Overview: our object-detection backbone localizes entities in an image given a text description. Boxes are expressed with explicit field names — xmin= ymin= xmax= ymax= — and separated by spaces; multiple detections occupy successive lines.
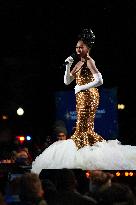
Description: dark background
xmin=0 ymin=1 xmax=135 ymax=145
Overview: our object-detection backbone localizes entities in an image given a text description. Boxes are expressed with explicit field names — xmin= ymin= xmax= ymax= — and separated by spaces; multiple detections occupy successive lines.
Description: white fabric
xmin=64 ymin=56 xmax=74 ymax=64
xmin=64 ymin=56 xmax=75 ymax=85
xmin=31 ymin=139 xmax=136 ymax=175
xmin=74 ymin=72 xmax=103 ymax=94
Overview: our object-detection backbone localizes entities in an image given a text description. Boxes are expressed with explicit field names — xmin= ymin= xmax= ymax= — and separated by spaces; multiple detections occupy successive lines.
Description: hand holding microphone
xmin=63 ymin=53 xmax=77 ymax=67
xmin=64 ymin=53 xmax=77 ymax=85
xmin=65 ymin=55 xmax=74 ymax=65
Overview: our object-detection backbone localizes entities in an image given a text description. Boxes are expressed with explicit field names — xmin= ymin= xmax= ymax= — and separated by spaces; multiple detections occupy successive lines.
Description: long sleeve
xmin=64 ymin=64 xmax=75 ymax=85
xmin=74 ymin=72 xmax=103 ymax=94
xmin=81 ymin=72 xmax=103 ymax=90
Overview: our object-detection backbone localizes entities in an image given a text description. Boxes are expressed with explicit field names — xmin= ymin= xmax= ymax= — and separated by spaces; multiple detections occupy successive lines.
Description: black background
xmin=0 ymin=1 xmax=135 ymax=144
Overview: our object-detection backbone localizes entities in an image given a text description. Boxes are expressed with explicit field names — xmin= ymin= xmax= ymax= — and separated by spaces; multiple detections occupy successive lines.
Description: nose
xmin=76 ymin=48 xmax=81 ymax=52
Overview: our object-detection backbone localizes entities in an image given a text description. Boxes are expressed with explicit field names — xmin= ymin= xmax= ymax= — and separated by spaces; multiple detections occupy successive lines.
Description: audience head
xmin=57 ymin=131 xmax=67 ymax=141
xmin=55 ymin=169 xmax=77 ymax=191
xmin=19 ymin=172 xmax=44 ymax=202
xmin=99 ymin=182 xmax=136 ymax=205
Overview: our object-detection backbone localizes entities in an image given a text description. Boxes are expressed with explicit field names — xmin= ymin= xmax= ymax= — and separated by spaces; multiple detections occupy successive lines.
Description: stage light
xmin=86 ymin=171 xmax=90 ymax=178
xmin=26 ymin=135 xmax=32 ymax=141
xmin=129 ymin=172 xmax=134 ymax=176
xmin=2 ymin=115 xmax=8 ymax=120
xmin=16 ymin=136 xmax=25 ymax=143
xmin=116 ymin=171 xmax=121 ymax=176
xmin=125 ymin=172 xmax=129 ymax=176
xmin=118 ymin=104 xmax=125 ymax=110
xmin=17 ymin=107 xmax=24 ymax=116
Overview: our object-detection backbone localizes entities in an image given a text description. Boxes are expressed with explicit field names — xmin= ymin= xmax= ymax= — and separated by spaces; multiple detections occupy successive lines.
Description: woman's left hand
xmin=74 ymin=84 xmax=82 ymax=94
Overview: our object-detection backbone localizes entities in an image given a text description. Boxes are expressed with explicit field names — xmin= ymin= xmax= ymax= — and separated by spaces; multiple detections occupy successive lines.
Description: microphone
xmin=62 ymin=53 xmax=78 ymax=67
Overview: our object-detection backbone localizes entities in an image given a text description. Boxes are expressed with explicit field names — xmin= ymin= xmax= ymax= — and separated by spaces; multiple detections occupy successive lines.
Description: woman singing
xmin=64 ymin=28 xmax=104 ymax=149
xmin=31 ymin=28 xmax=136 ymax=173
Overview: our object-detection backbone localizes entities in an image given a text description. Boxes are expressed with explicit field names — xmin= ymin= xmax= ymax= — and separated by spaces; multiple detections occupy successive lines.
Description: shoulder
xmin=87 ymin=57 xmax=99 ymax=73
xmin=91 ymin=58 xmax=95 ymax=64
xmin=87 ymin=56 xmax=95 ymax=64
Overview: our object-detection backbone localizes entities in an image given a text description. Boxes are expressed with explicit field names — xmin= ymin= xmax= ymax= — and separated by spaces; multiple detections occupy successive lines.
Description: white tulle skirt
xmin=31 ymin=139 xmax=136 ymax=174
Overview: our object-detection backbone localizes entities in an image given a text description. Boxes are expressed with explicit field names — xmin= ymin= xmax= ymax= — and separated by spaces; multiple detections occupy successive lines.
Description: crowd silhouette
xmin=0 ymin=168 xmax=136 ymax=205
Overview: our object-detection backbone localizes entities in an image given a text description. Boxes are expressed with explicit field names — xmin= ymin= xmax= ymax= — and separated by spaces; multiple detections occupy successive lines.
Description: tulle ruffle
xmin=31 ymin=139 xmax=136 ymax=174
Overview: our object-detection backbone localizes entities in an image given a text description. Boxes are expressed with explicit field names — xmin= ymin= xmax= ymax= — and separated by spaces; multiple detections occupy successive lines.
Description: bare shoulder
xmin=90 ymin=57 xmax=95 ymax=64
xmin=87 ymin=57 xmax=99 ymax=73
xmin=87 ymin=56 xmax=95 ymax=64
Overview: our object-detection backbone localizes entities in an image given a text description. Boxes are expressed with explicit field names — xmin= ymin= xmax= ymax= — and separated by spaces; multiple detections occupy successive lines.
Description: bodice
xmin=75 ymin=64 xmax=94 ymax=86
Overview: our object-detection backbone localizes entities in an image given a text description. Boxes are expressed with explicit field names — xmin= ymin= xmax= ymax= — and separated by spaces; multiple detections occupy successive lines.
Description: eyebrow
xmin=76 ymin=46 xmax=83 ymax=48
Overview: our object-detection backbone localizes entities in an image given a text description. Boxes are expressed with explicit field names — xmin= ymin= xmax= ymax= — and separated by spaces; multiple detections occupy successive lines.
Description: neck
xmin=81 ymin=56 xmax=87 ymax=62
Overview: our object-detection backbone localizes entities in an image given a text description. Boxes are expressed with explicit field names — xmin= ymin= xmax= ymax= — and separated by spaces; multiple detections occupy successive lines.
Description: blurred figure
xmin=98 ymin=182 xmax=136 ymax=205
xmin=52 ymin=120 xmax=68 ymax=141
xmin=85 ymin=170 xmax=114 ymax=201
xmin=41 ymin=178 xmax=58 ymax=205
xmin=4 ymin=176 xmax=21 ymax=205
xmin=42 ymin=136 xmax=53 ymax=149
xmin=19 ymin=172 xmax=47 ymax=205
xmin=57 ymin=132 xmax=67 ymax=141
xmin=14 ymin=147 xmax=32 ymax=166
xmin=53 ymin=169 xmax=97 ymax=205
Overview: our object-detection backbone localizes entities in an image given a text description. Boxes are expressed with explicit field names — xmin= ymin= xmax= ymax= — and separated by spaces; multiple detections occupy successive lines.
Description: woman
xmin=64 ymin=28 xmax=104 ymax=149
xmin=31 ymin=28 xmax=136 ymax=173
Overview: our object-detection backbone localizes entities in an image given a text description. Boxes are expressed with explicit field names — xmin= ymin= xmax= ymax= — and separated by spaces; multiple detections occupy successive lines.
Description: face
xmin=57 ymin=132 xmax=67 ymax=140
xmin=76 ymin=40 xmax=89 ymax=57
xmin=17 ymin=150 xmax=28 ymax=158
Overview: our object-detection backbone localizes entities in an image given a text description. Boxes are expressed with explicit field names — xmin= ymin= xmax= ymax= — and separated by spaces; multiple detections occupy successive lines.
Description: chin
xmin=77 ymin=53 xmax=82 ymax=57
xmin=80 ymin=54 xmax=86 ymax=58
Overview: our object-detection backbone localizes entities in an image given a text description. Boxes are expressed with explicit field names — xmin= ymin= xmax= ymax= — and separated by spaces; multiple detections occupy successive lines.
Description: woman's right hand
xmin=65 ymin=56 xmax=74 ymax=65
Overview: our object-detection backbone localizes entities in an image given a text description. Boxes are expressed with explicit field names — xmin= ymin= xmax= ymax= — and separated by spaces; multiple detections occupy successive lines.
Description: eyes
xmin=76 ymin=46 xmax=84 ymax=49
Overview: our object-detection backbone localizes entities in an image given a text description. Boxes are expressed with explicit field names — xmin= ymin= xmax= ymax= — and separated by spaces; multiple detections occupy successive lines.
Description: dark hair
xmin=77 ymin=28 xmax=95 ymax=48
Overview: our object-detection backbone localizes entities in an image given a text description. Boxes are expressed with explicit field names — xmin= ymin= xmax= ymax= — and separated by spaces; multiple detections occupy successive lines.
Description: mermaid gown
xmin=31 ymin=65 xmax=136 ymax=174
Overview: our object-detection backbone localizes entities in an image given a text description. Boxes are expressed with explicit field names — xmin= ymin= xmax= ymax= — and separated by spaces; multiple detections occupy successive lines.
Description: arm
xmin=64 ymin=56 xmax=75 ymax=85
xmin=74 ymin=72 xmax=103 ymax=94
xmin=74 ymin=57 xmax=103 ymax=94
